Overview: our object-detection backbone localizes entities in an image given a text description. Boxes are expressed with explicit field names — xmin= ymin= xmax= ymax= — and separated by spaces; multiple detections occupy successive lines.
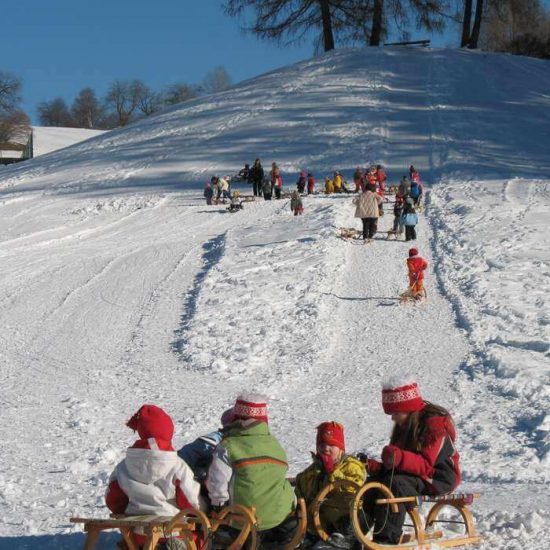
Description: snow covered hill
xmin=0 ymin=48 xmax=549 ymax=549
xmin=31 ymin=126 xmax=107 ymax=157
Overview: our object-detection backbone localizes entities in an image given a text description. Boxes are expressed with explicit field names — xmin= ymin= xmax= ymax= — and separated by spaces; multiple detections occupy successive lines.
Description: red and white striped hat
xmin=233 ymin=392 xmax=268 ymax=423
xmin=382 ymin=377 xmax=425 ymax=414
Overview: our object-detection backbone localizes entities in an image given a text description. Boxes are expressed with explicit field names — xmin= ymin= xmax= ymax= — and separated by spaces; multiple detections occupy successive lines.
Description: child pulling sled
xmin=400 ymin=248 xmax=428 ymax=303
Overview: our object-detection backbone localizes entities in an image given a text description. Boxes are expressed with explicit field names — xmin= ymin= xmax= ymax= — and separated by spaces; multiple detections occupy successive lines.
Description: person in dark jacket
xmin=249 ymin=158 xmax=264 ymax=197
xmin=204 ymin=182 xmax=214 ymax=206
xmin=178 ymin=408 xmax=235 ymax=483
xmin=296 ymin=171 xmax=307 ymax=194
xmin=361 ymin=378 xmax=461 ymax=545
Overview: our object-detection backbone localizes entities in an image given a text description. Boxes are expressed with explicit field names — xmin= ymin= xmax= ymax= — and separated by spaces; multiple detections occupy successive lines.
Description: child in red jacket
xmin=406 ymin=247 xmax=428 ymax=297
xmin=362 ymin=378 xmax=461 ymax=545
xmin=106 ymin=405 xmax=203 ymax=547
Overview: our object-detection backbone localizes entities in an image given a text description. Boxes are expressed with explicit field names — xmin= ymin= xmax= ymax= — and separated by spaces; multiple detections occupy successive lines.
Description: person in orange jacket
xmin=406 ymin=248 xmax=428 ymax=296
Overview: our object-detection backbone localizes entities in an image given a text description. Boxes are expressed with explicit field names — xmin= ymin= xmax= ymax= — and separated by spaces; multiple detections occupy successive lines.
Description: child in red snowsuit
xmin=106 ymin=405 xmax=203 ymax=547
xmin=406 ymin=247 xmax=428 ymax=296
xmin=307 ymin=173 xmax=315 ymax=194
xmin=362 ymin=378 xmax=461 ymax=545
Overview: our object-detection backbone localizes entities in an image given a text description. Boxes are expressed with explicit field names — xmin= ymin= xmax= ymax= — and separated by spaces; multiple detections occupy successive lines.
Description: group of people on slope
xmin=324 ymin=171 xmax=354 ymax=195
xmin=105 ymin=378 xmax=459 ymax=549
xmin=354 ymin=164 xmax=423 ymax=242
xmin=237 ymin=159 xmax=284 ymax=200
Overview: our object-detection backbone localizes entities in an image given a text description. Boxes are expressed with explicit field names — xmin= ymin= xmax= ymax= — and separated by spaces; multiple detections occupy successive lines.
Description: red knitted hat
xmin=316 ymin=422 xmax=345 ymax=451
xmin=127 ymin=404 xmax=174 ymax=443
xmin=233 ymin=393 xmax=268 ymax=422
xmin=409 ymin=248 xmax=418 ymax=257
xmin=382 ymin=378 xmax=425 ymax=414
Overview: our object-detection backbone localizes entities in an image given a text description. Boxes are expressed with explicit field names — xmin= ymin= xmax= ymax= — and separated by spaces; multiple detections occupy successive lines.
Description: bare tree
xmin=370 ymin=0 xmax=384 ymax=45
xmin=202 ymin=66 xmax=233 ymax=94
xmin=467 ymin=0 xmax=484 ymax=48
xmin=71 ymin=88 xmax=104 ymax=129
xmin=0 ymin=71 xmax=22 ymax=114
xmin=37 ymin=97 xmax=74 ymax=127
xmin=132 ymin=80 xmax=161 ymax=116
xmin=369 ymin=0 xmax=451 ymax=46
xmin=104 ymin=80 xmax=142 ymax=126
xmin=481 ymin=0 xmax=550 ymax=52
xmin=460 ymin=0 xmax=473 ymax=46
xmin=162 ymin=83 xmax=199 ymax=106
xmin=0 ymin=111 xmax=30 ymax=143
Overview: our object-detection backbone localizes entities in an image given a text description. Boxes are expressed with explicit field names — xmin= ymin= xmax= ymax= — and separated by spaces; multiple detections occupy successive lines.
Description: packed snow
xmin=0 ymin=48 xmax=549 ymax=549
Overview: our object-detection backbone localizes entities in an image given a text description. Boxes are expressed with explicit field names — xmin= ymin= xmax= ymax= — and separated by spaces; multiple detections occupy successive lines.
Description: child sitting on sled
xmin=359 ymin=378 xmax=461 ymax=546
xmin=400 ymin=247 xmax=428 ymax=302
xmin=290 ymin=190 xmax=304 ymax=215
xmin=296 ymin=422 xmax=366 ymax=547
xmin=227 ymin=190 xmax=243 ymax=212
xmin=106 ymin=405 xmax=203 ymax=547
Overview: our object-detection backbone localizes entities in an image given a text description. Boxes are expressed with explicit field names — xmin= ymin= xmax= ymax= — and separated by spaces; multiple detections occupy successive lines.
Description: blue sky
xmin=5 ymin=0 xmax=548 ymax=122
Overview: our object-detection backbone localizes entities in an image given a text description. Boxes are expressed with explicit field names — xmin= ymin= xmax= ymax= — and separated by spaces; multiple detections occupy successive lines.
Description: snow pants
xmin=405 ymin=225 xmax=417 ymax=241
xmin=274 ymin=186 xmax=282 ymax=199
xmin=362 ymin=218 xmax=378 ymax=240
xmin=360 ymin=473 xmax=428 ymax=544
xmin=253 ymin=180 xmax=262 ymax=196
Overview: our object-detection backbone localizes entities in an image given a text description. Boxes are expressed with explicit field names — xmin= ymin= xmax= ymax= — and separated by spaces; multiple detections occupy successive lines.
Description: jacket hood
xmin=424 ymin=415 xmax=457 ymax=443
xmin=124 ymin=448 xmax=180 ymax=484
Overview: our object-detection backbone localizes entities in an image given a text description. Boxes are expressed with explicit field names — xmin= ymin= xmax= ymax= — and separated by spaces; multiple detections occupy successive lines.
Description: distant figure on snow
xmin=296 ymin=171 xmax=307 ymax=194
xmin=249 ymin=158 xmax=264 ymax=197
xmin=204 ymin=181 xmax=214 ymax=205
xmin=403 ymin=247 xmax=428 ymax=300
xmin=290 ymin=190 xmax=304 ymax=215
xmin=307 ymin=173 xmax=315 ymax=195
xmin=353 ymin=183 xmax=384 ymax=242
xmin=401 ymin=197 xmax=419 ymax=241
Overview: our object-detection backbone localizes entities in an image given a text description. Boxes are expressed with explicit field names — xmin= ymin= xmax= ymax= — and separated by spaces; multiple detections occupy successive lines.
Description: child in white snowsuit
xmin=290 ymin=190 xmax=304 ymax=216
xmin=106 ymin=405 xmax=203 ymax=547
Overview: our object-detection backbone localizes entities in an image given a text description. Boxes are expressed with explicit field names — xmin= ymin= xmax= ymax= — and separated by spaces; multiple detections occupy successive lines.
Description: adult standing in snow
xmin=206 ymin=393 xmax=296 ymax=546
xmin=250 ymin=158 xmax=264 ymax=197
xmin=204 ymin=181 xmax=214 ymax=205
xmin=359 ymin=379 xmax=461 ymax=546
xmin=353 ymin=183 xmax=384 ymax=242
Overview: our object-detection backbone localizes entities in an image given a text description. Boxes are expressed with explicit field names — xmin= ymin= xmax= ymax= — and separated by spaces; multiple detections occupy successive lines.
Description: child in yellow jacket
xmin=295 ymin=422 xmax=366 ymax=545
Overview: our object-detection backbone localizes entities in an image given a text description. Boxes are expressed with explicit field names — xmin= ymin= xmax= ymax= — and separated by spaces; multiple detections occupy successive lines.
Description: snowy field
xmin=31 ymin=126 xmax=106 ymax=157
xmin=0 ymin=48 xmax=549 ymax=549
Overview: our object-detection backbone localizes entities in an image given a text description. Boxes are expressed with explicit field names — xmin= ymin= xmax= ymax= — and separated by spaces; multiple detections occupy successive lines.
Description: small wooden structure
xmin=384 ymin=40 xmax=431 ymax=47
xmin=0 ymin=130 xmax=33 ymax=166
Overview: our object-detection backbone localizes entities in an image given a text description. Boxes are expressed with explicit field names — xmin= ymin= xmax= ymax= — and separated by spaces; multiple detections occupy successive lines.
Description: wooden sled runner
xmin=350 ymin=482 xmax=482 ymax=549
xmin=311 ymin=480 xmax=362 ymax=542
xmin=399 ymin=286 xmax=428 ymax=304
xmin=71 ymin=499 xmax=306 ymax=550
xmin=71 ymin=504 xmax=255 ymax=550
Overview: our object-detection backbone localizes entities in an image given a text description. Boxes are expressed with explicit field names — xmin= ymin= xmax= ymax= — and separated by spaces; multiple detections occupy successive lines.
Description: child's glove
xmin=382 ymin=445 xmax=403 ymax=469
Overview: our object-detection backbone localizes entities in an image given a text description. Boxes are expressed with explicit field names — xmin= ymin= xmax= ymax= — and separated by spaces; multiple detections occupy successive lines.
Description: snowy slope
xmin=32 ymin=126 xmax=106 ymax=157
xmin=0 ymin=48 xmax=549 ymax=549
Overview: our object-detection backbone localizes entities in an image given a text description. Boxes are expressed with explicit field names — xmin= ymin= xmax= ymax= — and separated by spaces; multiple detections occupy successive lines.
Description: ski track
xmin=0 ymin=48 xmax=549 ymax=549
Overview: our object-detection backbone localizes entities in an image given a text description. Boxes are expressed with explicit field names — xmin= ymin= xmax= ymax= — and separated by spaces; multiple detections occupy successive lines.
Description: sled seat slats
xmin=376 ymin=493 xmax=481 ymax=506
xmin=70 ymin=515 xmax=197 ymax=550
